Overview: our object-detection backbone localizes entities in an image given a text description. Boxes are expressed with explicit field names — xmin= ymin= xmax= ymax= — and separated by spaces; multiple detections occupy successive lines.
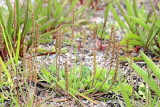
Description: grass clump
xmin=106 ymin=0 xmax=160 ymax=56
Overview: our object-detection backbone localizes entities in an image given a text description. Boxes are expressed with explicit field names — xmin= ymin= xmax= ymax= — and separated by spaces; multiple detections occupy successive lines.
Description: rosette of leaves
xmin=106 ymin=0 xmax=160 ymax=56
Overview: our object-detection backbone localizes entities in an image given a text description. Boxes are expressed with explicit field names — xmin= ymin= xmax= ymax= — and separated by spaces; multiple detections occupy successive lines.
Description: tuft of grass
xmin=107 ymin=0 xmax=160 ymax=56
xmin=126 ymin=51 xmax=160 ymax=106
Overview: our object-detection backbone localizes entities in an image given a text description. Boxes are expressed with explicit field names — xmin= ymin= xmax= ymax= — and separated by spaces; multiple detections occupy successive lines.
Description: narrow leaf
xmin=140 ymin=51 xmax=160 ymax=79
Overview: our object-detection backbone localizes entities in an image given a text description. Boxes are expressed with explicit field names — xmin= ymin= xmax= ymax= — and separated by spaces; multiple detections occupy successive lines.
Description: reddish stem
xmin=80 ymin=0 xmax=83 ymax=4
xmin=135 ymin=45 xmax=140 ymax=53
xmin=77 ymin=42 xmax=82 ymax=51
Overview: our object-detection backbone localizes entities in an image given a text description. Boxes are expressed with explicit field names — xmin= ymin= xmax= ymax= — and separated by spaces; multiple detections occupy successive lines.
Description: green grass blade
xmin=104 ymin=2 xmax=111 ymax=22
xmin=7 ymin=12 xmax=13 ymax=35
xmin=158 ymin=31 xmax=160 ymax=47
xmin=16 ymin=0 xmax=20 ymax=30
xmin=21 ymin=0 xmax=29 ymax=36
xmin=47 ymin=0 xmax=52 ymax=20
xmin=121 ymin=33 xmax=145 ymax=46
xmin=0 ymin=9 xmax=6 ymax=29
xmin=119 ymin=80 xmax=132 ymax=107
xmin=125 ymin=0 xmax=134 ymax=16
xmin=70 ymin=88 xmax=98 ymax=104
xmin=0 ymin=22 xmax=16 ymax=73
xmin=15 ymin=31 xmax=21 ymax=64
xmin=68 ymin=91 xmax=85 ymax=106
xmin=6 ymin=0 xmax=13 ymax=12
xmin=0 ymin=8 xmax=16 ymax=56
xmin=110 ymin=4 xmax=128 ymax=30
xmin=23 ymin=19 xmax=32 ymax=36
xmin=53 ymin=1 xmax=63 ymax=18
xmin=146 ymin=27 xmax=160 ymax=48
xmin=40 ymin=19 xmax=55 ymax=32
xmin=144 ymin=20 xmax=157 ymax=50
xmin=34 ymin=0 xmax=43 ymax=19
xmin=68 ymin=0 xmax=78 ymax=13
xmin=127 ymin=16 xmax=150 ymax=30
xmin=116 ymin=1 xmax=132 ymax=31
xmin=140 ymin=51 xmax=160 ymax=79
xmin=149 ymin=48 xmax=160 ymax=56
xmin=127 ymin=58 xmax=160 ymax=95
xmin=133 ymin=0 xmax=138 ymax=17
xmin=0 ymin=57 xmax=13 ymax=87
xmin=150 ymin=1 xmax=157 ymax=19
xmin=36 ymin=16 xmax=47 ymax=23
xmin=128 ymin=40 xmax=145 ymax=46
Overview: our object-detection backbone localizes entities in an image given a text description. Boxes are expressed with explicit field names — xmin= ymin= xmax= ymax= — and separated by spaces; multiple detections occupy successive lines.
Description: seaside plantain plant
xmin=37 ymin=25 xmax=133 ymax=105
xmin=106 ymin=0 xmax=160 ymax=56
xmin=0 ymin=0 xmax=86 ymax=61
xmin=0 ymin=0 xmax=86 ymax=106
xmin=38 ymin=63 xmax=131 ymax=105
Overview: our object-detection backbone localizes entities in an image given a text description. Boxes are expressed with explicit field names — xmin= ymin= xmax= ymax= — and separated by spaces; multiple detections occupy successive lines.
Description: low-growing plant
xmin=36 ymin=25 xmax=129 ymax=106
xmin=0 ymin=0 xmax=86 ymax=62
xmin=0 ymin=0 xmax=86 ymax=106
xmin=106 ymin=0 xmax=160 ymax=56
xmin=125 ymin=51 xmax=160 ymax=106
xmin=1 ymin=0 xmax=159 ymax=106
